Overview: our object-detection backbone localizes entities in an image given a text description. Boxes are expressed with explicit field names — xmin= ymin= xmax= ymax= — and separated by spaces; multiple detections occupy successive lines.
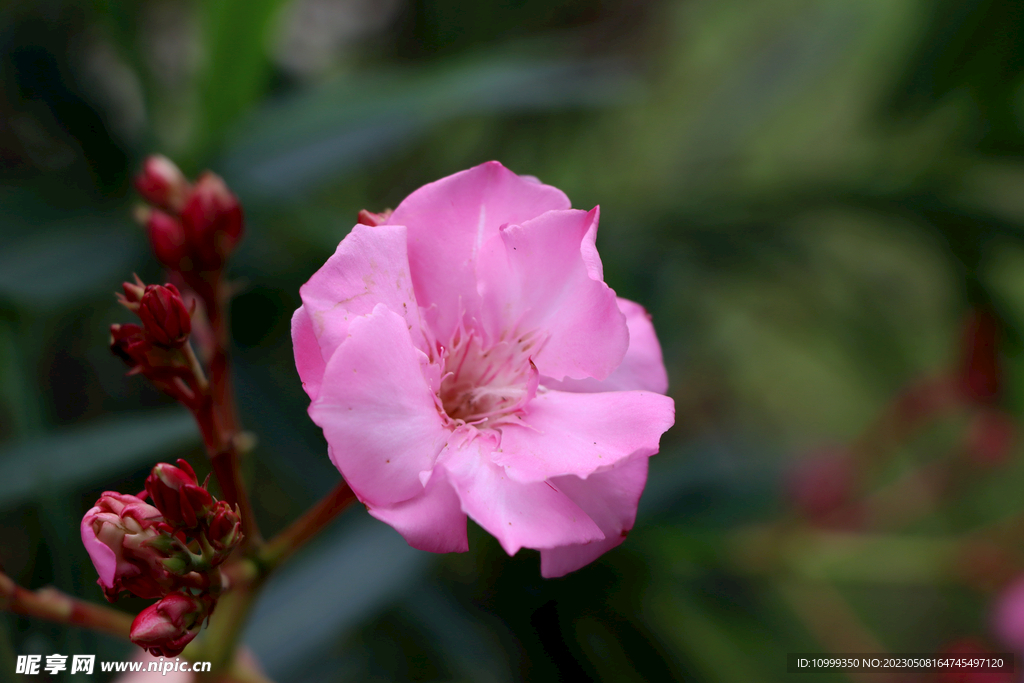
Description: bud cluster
xmin=134 ymin=156 xmax=244 ymax=279
xmin=110 ymin=277 xmax=202 ymax=409
xmin=81 ymin=460 xmax=242 ymax=657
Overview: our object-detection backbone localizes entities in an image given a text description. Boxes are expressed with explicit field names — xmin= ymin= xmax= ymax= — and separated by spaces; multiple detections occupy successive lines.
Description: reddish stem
xmin=0 ymin=572 xmax=132 ymax=639
xmin=190 ymin=274 xmax=261 ymax=547
xmin=260 ymin=481 xmax=356 ymax=569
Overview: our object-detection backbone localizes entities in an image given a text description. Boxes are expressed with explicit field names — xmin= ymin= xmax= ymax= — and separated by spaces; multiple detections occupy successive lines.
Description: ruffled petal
xmin=291 ymin=307 xmax=326 ymax=401
xmin=299 ymin=224 xmax=424 ymax=361
xmin=543 ymin=297 xmax=669 ymax=394
xmin=540 ymin=456 xmax=649 ymax=578
xmin=309 ymin=304 xmax=449 ymax=507
xmin=492 ymin=389 xmax=674 ymax=483
xmin=477 ymin=208 xmax=627 ymax=381
xmin=387 ymin=161 xmax=571 ymax=342
xmin=367 ymin=466 xmax=468 ymax=553
xmin=441 ymin=437 xmax=605 ymax=556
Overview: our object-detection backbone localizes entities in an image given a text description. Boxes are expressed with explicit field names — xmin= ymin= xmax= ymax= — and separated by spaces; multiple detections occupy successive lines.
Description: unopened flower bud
xmin=965 ymin=409 xmax=1016 ymax=465
xmin=179 ymin=172 xmax=243 ymax=269
xmin=135 ymin=155 xmax=191 ymax=213
xmin=206 ymin=501 xmax=243 ymax=557
xmin=786 ymin=447 xmax=858 ymax=526
xmin=119 ymin=275 xmax=146 ymax=311
xmin=130 ymin=591 xmax=212 ymax=657
xmin=145 ymin=460 xmax=214 ymax=528
xmin=356 ymin=208 xmax=393 ymax=227
xmin=146 ymin=210 xmax=190 ymax=271
xmin=138 ymin=284 xmax=192 ymax=348
xmin=81 ymin=492 xmax=178 ymax=601
xmin=960 ymin=309 xmax=1001 ymax=406
xmin=110 ymin=324 xmax=150 ymax=369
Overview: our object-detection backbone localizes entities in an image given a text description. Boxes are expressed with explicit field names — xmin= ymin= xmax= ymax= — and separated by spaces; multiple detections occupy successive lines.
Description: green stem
xmin=191 ymin=577 xmax=264 ymax=682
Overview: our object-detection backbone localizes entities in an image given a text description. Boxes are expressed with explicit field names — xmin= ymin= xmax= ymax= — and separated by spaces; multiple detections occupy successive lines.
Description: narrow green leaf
xmin=219 ymin=56 xmax=637 ymax=200
xmin=644 ymin=589 xmax=770 ymax=683
xmin=0 ymin=409 xmax=200 ymax=507
xmin=0 ymin=223 xmax=142 ymax=311
xmin=192 ymin=0 xmax=291 ymax=157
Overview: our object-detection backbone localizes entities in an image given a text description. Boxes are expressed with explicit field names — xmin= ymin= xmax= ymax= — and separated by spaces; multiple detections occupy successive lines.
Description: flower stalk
xmin=0 ymin=571 xmax=132 ymax=640
xmin=259 ymin=480 xmax=357 ymax=570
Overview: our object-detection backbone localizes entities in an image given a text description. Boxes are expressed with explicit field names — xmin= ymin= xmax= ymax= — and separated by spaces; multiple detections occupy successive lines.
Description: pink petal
xmin=367 ymin=466 xmax=468 ymax=553
xmin=478 ymin=208 xmax=627 ymax=381
xmin=299 ymin=224 xmax=424 ymax=361
xmin=543 ymin=297 xmax=669 ymax=394
xmin=81 ymin=513 xmax=117 ymax=588
xmin=291 ymin=307 xmax=326 ymax=401
xmin=309 ymin=304 xmax=449 ymax=507
xmin=993 ymin=574 xmax=1024 ymax=650
xmin=492 ymin=389 xmax=674 ymax=482
xmin=387 ymin=161 xmax=571 ymax=341
xmin=540 ymin=455 xmax=650 ymax=578
xmin=441 ymin=438 xmax=605 ymax=556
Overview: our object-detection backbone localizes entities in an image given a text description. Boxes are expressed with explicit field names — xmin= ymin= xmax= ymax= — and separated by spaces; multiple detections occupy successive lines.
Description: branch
xmin=259 ymin=480 xmax=356 ymax=570
xmin=191 ymin=275 xmax=261 ymax=548
xmin=0 ymin=572 xmax=132 ymax=640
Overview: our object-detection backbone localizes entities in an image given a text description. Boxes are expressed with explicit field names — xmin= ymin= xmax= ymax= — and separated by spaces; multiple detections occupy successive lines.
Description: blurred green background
xmin=4 ymin=0 xmax=1024 ymax=680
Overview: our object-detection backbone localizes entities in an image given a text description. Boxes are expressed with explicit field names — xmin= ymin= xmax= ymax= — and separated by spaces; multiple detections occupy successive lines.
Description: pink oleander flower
xmin=81 ymin=492 xmax=176 ymax=600
xmin=292 ymin=161 xmax=674 ymax=577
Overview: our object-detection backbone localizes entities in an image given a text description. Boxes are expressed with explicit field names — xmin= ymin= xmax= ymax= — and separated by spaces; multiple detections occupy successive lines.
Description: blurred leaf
xmin=219 ymin=56 xmax=637 ymax=200
xmin=0 ymin=409 xmax=199 ymax=508
xmin=643 ymin=587 xmax=770 ymax=683
xmin=192 ymin=0 xmax=292 ymax=158
xmin=399 ymin=584 xmax=514 ymax=683
xmin=242 ymin=514 xmax=431 ymax=680
xmin=0 ymin=223 xmax=142 ymax=312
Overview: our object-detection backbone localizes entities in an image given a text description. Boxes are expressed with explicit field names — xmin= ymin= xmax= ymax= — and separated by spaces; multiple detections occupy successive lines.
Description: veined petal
xmin=478 ymin=208 xmax=627 ymax=381
xmin=299 ymin=224 xmax=423 ymax=360
xmin=388 ymin=161 xmax=571 ymax=342
xmin=367 ymin=466 xmax=468 ymax=553
xmin=309 ymin=304 xmax=449 ymax=507
xmin=441 ymin=438 xmax=604 ymax=556
xmin=543 ymin=298 xmax=669 ymax=394
xmin=291 ymin=307 xmax=326 ymax=401
xmin=540 ymin=456 xmax=649 ymax=578
xmin=493 ymin=389 xmax=674 ymax=483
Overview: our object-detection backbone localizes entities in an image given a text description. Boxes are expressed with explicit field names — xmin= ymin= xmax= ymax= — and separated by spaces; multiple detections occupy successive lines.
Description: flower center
xmin=437 ymin=327 xmax=543 ymax=427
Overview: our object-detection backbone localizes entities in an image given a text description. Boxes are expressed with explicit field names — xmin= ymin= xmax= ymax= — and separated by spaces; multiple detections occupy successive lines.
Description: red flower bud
xmin=147 ymin=210 xmax=190 ymax=271
xmin=179 ymin=172 xmax=243 ymax=269
xmin=118 ymin=275 xmax=146 ymax=311
xmin=965 ymin=409 xmax=1016 ymax=465
xmin=110 ymin=323 xmax=150 ymax=368
xmin=145 ymin=460 xmax=214 ymax=529
xmin=207 ymin=501 xmax=243 ymax=557
xmin=130 ymin=591 xmax=212 ymax=657
xmin=960 ymin=309 xmax=1001 ymax=405
xmin=138 ymin=284 xmax=192 ymax=348
xmin=356 ymin=208 xmax=393 ymax=227
xmin=135 ymin=155 xmax=191 ymax=213
xmin=786 ymin=447 xmax=859 ymax=526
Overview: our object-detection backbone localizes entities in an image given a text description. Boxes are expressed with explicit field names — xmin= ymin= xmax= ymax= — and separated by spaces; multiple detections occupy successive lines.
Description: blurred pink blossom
xmin=993 ymin=574 xmax=1024 ymax=652
xmin=293 ymin=161 xmax=674 ymax=576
